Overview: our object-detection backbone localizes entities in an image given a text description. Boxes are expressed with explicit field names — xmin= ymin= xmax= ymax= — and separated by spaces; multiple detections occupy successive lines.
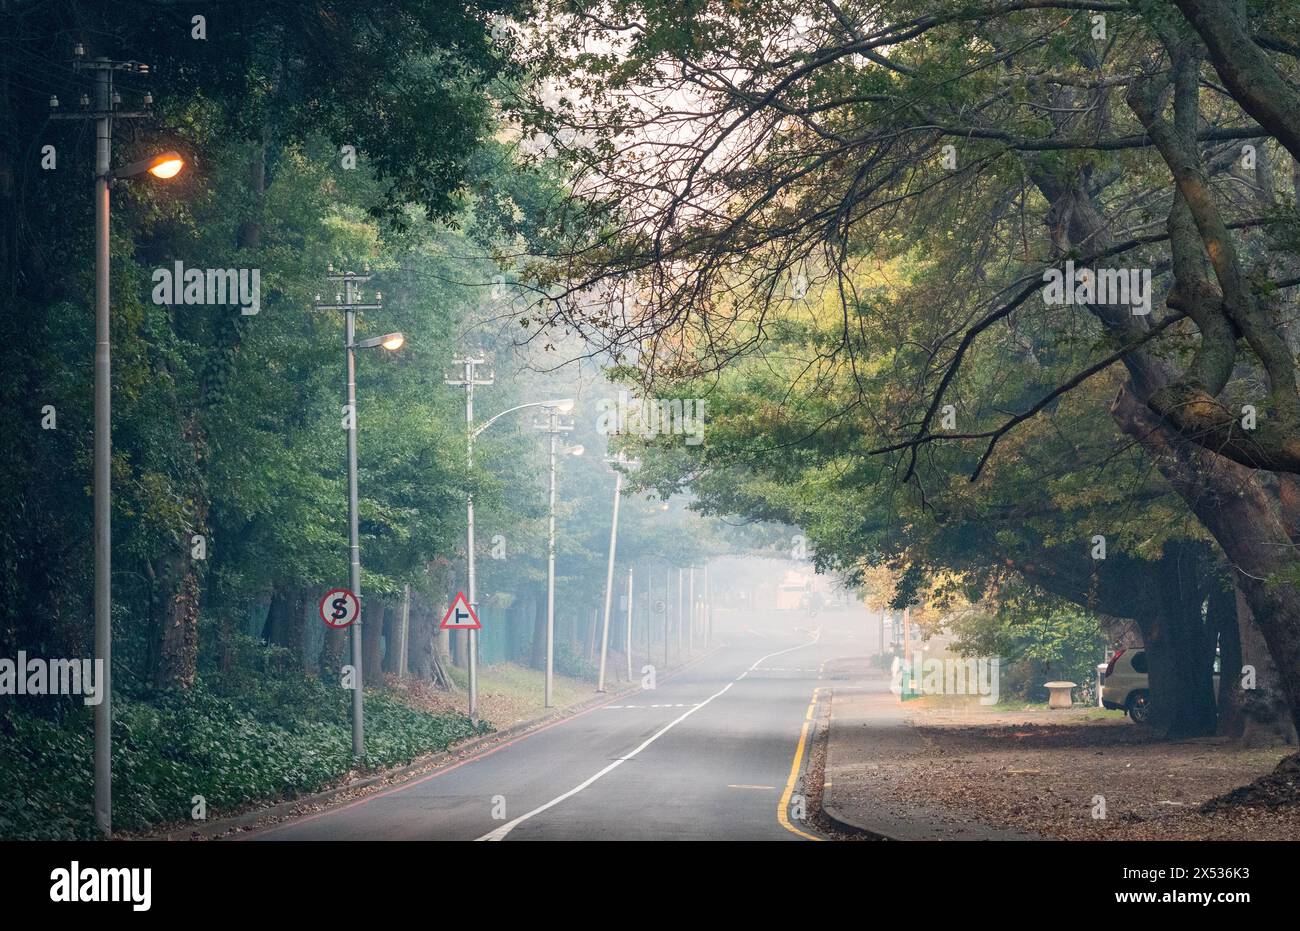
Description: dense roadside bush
xmin=0 ymin=671 xmax=488 ymax=840
xmin=554 ymin=641 xmax=598 ymax=680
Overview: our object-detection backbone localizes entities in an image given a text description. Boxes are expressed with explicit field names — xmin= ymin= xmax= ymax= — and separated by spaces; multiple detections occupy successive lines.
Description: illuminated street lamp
xmin=314 ymin=271 xmax=402 ymax=758
xmin=356 ymin=331 xmax=405 ymax=351
xmin=49 ymin=49 xmax=185 ymax=835
xmin=114 ymin=149 xmax=185 ymax=180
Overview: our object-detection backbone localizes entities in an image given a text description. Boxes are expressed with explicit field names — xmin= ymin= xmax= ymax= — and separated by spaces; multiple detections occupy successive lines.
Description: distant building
xmin=775 ymin=571 xmax=809 ymax=610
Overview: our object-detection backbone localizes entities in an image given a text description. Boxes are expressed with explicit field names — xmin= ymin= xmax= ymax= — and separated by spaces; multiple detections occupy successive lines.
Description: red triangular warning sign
xmin=440 ymin=592 xmax=481 ymax=630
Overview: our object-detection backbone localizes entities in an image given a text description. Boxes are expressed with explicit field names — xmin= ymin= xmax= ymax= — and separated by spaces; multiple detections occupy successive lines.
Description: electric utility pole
xmin=663 ymin=567 xmax=669 ymax=669
xmin=315 ymin=266 xmax=395 ymax=757
xmin=50 ymin=46 xmax=163 ymax=837
xmin=535 ymin=407 xmax=575 ymax=706
xmin=597 ymin=453 xmax=637 ymax=691
xmin=704 ymin=562 xmax=711 ymax=648
xmin=681 ymin=566 xmax=691 ymax=655
xmin=688 ymin=565 xmax=696 ymax=652
xmin=446 ymin=353 xmax=493 ymax=720
xmin=626 ymin=566 xmax=634 ymax=682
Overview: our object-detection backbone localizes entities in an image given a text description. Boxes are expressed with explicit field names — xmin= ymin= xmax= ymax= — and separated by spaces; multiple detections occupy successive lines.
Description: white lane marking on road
xmin=477 ymin=631 xmax=821 ymax=841
xmin=476 ymin=682 xmax=734 ymax=841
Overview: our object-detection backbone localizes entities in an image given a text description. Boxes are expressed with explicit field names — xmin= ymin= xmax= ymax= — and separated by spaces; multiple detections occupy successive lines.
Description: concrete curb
xmin=158 ymin=648 xmax=722 ymax=840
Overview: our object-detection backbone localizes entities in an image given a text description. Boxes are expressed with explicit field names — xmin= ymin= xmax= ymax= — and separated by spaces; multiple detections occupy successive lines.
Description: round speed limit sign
xmin=319 ymin=588 xmax=360 ymax=628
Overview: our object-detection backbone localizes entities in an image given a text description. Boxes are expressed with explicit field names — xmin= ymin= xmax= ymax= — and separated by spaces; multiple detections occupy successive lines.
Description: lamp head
xmin=354 ymin=331 xmax=405 ymax=351
xmin=115 ymin=150 xmax=186 ymax=181
xmin=145 ymin=152 xmax=184 ymax=178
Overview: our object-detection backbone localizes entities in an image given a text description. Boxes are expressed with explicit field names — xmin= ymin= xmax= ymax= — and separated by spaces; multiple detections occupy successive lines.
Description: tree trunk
xmin=410 ymin=600 xmax=432 ymax=680
xmin=382 ymin=602 xmax=399 ymax=675
xmin=1173 ymin=0 xmax=1300 ymax=165
xmin=1137 ymin=542 xmax=1217 ymax=737
xmin=1028 ymin=160 xmax=1300 ymax=739
xmin=155 ymin=564 xmax=201 ymax=690
xmin=319 ymin=623 xmax=347 ymax=681
xmin=262 ymin=586 xmax=296 ymax=675
xmin=1138 ymin=605 xmax=1215 ymax=737
xmin=437 ymin=626 xmax=451 ymax=676
xmin=292 ymin=586 xmax=310 ymax=673
xmin=409 ymin=599 xmax=449 ymax=689
xmin=149 ymin=546 xmax=201 ymax=691
xmin=1235 ymin=590 xmax=1298 ymax=748
xmin=1113 ymin=386 xmax=1300 ymax=737
xmin=531 ymin=586 xmax=548 ymax=670
xmin=363 ymin=602 xmax=386 ymax=687
xmin=236 ymin=112 xmax=270 ymax=248
xmin=263 ymin=586 xmax=292 ymax=646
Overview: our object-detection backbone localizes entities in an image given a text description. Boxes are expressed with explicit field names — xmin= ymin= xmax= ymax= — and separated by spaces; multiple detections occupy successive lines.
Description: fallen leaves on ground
xmin=866 ymin=704 xmax=1300 ymax=840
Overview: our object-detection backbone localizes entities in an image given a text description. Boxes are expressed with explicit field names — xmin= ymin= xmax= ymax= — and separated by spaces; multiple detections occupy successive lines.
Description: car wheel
xmin=1127 ymin=690 xmax=1151 ymax=725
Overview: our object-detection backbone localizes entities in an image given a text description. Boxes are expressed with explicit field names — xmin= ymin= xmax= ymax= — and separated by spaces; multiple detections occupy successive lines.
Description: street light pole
xmin=315 ymin=269 xmax=400 ymax=758
xmin=676 ymin=567 xmax=684 ymax=657
xmin=447 ymin=354 xmax=493 ymax=720
xmin=626 ymin=566 xmax=634 ymax=683
xmin=466 ymin=370 xmax=477 ymax=720
xmin=647 ymin=567 xmax=654 ymax=668
xmin=456 ymin=392 xmax=574 ymax=710
xmin=596 ymin=467 xmax=622 ymax=692
xmin=597 ymin=453 xmax=637 ymax=692
xmin=49 ymin=49 xmax=177 ymax=836
xmin=663 ymin=567 xmax=669 ymax=670
xmin=704 ymin=563 xmax=711 ymax=648
xmin=344 ymin=293 xmax=363 ymax=756
xmin=92 ymin=59 xmax=112 ymax=838
xmin=546 ymin=424 xmax=557 ymax=704
xmin=688 ymin=565 xmax=696 ymax=653
xmin=535 ymin=407 xmax=576 ymax=706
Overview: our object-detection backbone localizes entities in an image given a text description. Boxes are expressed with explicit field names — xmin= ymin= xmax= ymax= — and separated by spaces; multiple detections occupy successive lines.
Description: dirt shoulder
xmin=824 ymin=678 xmax=1299 ymax=841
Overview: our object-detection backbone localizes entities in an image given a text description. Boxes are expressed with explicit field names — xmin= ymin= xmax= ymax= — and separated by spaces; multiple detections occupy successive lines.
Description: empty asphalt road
xmin=250 ymin=614 xmax=869 ymax=841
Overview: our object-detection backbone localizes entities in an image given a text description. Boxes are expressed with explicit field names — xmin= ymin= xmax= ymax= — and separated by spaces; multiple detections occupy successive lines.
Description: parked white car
xmin=1101 ymin=648 xmax=1150 ymax=722
xmin=1101 ymin=647 xmax=1219 ymax=724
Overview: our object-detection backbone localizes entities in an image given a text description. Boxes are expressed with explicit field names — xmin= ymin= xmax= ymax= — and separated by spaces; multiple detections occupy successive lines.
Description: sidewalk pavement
xmin=821 ymin=677 xmax=1043 ymax=840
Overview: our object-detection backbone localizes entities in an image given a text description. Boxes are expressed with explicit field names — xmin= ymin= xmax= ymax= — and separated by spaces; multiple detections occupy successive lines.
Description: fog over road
xmin=252 ymin=610 xmax=873 ymax=841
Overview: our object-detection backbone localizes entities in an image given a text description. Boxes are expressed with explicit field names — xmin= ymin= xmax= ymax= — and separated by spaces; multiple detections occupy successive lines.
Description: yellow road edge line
xmin=777 ymin=686 xmax=823 ymax=841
